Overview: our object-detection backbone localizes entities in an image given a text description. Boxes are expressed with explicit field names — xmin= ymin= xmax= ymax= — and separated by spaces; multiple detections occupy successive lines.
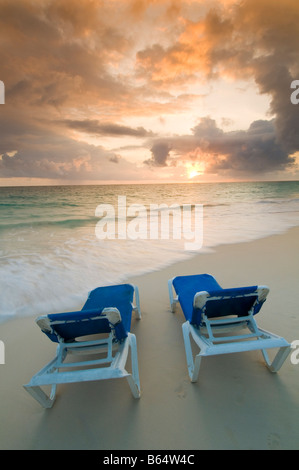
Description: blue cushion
xmin=46 ymin=309 xmax=112 ymax=342
xmin=192 ymin=286 xmax=261 ymax=327
xmin=82 ymin=284 xmax=135 ymax=333
xmin=172 ymin=274 xmax=265 ymax=327
xmin=40 ymin=284 xmax=135 ymax=343
xmin=173 ymin=274 xmax=222 ymax=322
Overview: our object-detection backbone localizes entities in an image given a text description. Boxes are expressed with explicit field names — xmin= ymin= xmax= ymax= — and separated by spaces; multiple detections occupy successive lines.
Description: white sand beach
xmin=0 ymin=227 xmax=298 ymax=450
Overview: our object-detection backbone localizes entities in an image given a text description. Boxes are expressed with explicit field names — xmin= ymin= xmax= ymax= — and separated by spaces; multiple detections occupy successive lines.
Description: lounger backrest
xmin=36 ymin=307 xmax=128 ymax=343
xmin=36 ymin=284 xmax=136 ymax=343
xmin=192 ymin=286 xmax=269 ymax=327
xmin=173 ymin=274 xmax=222 ymax=322
xmin=82 ymin=284 xmax=135 ymax=333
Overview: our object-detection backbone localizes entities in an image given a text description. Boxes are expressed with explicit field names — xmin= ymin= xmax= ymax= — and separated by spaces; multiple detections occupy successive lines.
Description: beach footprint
xmin=233 ymin=375 xmax=245 ymax=405
xmin=175 ymin=377 xmax=189 ymax=399
xmin=267 ymin=433 xmax=281 ymax=450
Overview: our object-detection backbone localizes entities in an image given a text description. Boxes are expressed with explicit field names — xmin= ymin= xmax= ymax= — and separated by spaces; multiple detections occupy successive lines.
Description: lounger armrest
xmin=36 ymin=308 xmax=101 ymax=331
xmin=193 ymin=286 xmax=269 ymax=306
xmin=192 ymin=285 xmax=269 ymax=327
xmin=102 ymin=307 xmax=128 ymax=342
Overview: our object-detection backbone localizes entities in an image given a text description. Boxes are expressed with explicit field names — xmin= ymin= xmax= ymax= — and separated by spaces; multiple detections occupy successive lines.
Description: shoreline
xmin=2 ymin=222 xmax=298 ymax=327
xmin=0 ymin=227 xmax=298 ymax=449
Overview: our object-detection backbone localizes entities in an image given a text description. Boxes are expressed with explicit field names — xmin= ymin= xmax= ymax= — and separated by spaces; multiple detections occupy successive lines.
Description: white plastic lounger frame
xmin=24 ymin=286 xmax=141 ymax=408
xmin=168 ymin=279 xmax=291 ymax=382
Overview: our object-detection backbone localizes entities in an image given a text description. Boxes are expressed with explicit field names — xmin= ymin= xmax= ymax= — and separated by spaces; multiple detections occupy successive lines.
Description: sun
xmin=186 ymin=162 xmax=204 ymax=179
xmin=188 ymin=169 xmax=199 ymax=179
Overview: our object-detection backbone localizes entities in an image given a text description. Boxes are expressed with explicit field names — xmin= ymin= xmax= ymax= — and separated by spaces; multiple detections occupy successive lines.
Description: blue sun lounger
xmin=24 ymin=284 xmax=141 ymax=408
xmin=168 ymin=274 xmax=290 ymax=382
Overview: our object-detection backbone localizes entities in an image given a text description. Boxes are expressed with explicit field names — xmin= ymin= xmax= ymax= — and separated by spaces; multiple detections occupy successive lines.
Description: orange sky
xmin=0 ymin=0 xmax=298 ymax=185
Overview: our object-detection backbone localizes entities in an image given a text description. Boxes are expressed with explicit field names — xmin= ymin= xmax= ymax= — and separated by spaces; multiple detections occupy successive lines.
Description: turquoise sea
xmin=0 ymin=181 xmax=299 ymax=323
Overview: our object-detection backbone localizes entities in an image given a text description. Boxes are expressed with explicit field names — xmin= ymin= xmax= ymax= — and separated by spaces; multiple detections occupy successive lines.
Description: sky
xmin=0 ymin=0 xmax=299 ymax=185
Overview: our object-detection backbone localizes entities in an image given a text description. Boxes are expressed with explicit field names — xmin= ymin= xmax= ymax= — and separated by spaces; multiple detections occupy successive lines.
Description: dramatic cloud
xmin=0 ymin=129 xmax=135 ymax=180
xmin=146 ymin=117 xmax=295 ymax=175
xmin=145 ymin=141 xmax=172 ymax=167
xmin=140 ymin=0 xmax=299 ymax=175
xmin=0 ymin=0 xmax=298 ymax=183
xmin=62 ymin=120 xmax=154 ymax=138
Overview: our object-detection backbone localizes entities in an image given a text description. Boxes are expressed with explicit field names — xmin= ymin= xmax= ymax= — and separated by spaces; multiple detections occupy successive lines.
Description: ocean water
xmin=0 ymin=181 xmax=299 ymax=323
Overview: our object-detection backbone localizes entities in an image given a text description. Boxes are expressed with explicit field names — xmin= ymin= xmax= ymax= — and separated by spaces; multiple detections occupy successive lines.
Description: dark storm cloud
xmin=0 ymin=0 xmax=298 ymax=181
xmin=142 ymin=0 xmax=299 ymax=175
xmin=144 ymin=141 xmax=172 ymax=167
xmin=146 ymin=117 xmax=295 ymax=174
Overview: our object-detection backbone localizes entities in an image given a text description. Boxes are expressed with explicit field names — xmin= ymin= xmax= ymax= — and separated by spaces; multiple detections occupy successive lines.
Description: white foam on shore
xmin=1 ymin=182 xmax=299 ymax=322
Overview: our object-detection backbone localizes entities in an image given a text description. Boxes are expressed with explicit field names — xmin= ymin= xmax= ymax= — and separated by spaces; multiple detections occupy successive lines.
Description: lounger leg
xmin=182 ymin=322 xmax=202 ymax=382
xmin=126 ymin=375 xmax=141 ymax=398
xmin=133 ymin=286 xmax=142 ymax=319
xmin=262 ymin=346 xmax=291 ymax=373
xmin=168 ymin=279 xmax=177 ymax=313
xmin=127 ymin=334 xmax=141 ymax=398
xmin=23 ymin=384 xmax=57 ymax=409
xmin=191 ymin=355 xmax=202 ymax=383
